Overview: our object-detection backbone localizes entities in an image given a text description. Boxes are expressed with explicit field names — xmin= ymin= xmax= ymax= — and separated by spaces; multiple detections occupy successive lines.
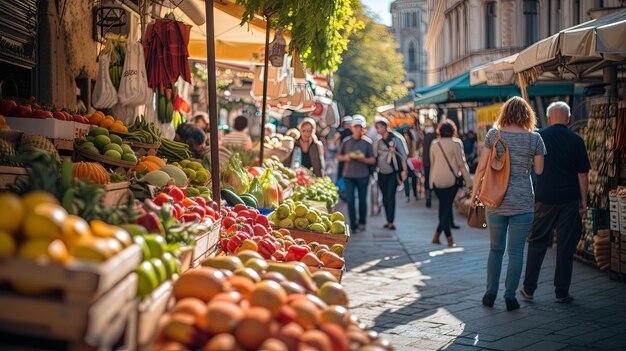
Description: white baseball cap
xmin=342 ymin=116 xmax=353 ymax=124
xmin=352 ymin=115 xmax=366 ymax=128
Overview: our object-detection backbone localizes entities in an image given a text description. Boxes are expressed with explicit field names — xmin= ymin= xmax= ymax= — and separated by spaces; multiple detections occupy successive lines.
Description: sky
xmin=361 ymin=0 xmax=393 ymax=26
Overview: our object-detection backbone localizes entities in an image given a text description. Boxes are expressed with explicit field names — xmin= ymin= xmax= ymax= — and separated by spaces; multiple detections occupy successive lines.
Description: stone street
xmin=339 ymin=195 xmax=626 ymax=351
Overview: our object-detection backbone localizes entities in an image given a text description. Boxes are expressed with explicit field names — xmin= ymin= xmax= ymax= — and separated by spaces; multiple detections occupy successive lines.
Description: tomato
xmin=153 ymin=192 xmax=173 ymax=206
xmin=194 ymin=196 xmax=206 ymax=207
xmin=191 ymin=206 xmax=206 ymax=220
xmin=0 ymin=99 xmax=17 ymax=115
xmin=32 ymin=110 xmax=53 ymax=119
xmin=233 ymin=204 xmax=248 ymax=213
xmin=12 ymin=105 xmax=32 ymax=118
xmin=222 ymin=216 xmax=236 ymax=230
xmin=181 ymin=212 xmax=201 ymax=223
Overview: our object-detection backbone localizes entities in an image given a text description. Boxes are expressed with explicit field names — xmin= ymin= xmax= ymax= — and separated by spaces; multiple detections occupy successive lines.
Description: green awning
xmin=414 ymin=73 xmax=574 ymax=106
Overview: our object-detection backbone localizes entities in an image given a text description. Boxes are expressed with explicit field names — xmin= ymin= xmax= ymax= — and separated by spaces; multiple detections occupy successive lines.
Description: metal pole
xmin=259 ymin=14 xmax=271 ymax=164
xmin=205 ymin=0 xmax=221 ymax=207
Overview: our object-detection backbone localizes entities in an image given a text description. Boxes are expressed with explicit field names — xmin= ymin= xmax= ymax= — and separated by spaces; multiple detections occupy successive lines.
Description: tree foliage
xmin=334 ymin=11 xmax=407 ymax=119
xmin=236 ymin=0 xmax=363 ymax=73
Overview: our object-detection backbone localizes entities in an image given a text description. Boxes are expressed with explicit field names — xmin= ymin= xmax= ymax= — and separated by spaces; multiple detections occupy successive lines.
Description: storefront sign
xmin=476 ymin=103 xmax=504 ymax=143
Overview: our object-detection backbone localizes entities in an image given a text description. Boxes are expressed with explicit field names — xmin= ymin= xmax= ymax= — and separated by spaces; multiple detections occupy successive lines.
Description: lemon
xmin=48 ymin=239 xmax=70 ymax=263
xmin=0 ymin=193 xmax=23 ymax=233
xmin=135 ymin=260 xmax=159 ymax=298
xmin=0 ymin=230 xmax=17 ymax=255
xmin=70 ymin=238 xmax=112 ymax=261
xmin=22 ymin=203 xmax=67 ymax=240
xmin=21 ymin=191 xmax=59 ymax=214
xmin=62 ymin=215 xmax=93 ymax=247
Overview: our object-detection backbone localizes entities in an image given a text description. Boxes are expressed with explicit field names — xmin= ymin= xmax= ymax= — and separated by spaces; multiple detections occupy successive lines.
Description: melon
xmin=159 ymin=164 xmax=188 ymax=187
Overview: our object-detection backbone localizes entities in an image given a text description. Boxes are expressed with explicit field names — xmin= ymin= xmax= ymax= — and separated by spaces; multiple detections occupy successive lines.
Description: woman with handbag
xmin=374 ymin=118 xmax=408 ymax=230
xmin=284 ymin=118 xmax=325 ymax=177
xmin=471 ymin=96 xmax=545 ymax=311
xmin=429 ymin=120 xmax=471 ymax=247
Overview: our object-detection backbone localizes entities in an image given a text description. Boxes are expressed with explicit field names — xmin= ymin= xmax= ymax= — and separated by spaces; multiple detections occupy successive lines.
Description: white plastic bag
xmin=118 ymin=42 xmax=149 ymax=106
xmin=92 ymin=52 xmax=118 ymax=109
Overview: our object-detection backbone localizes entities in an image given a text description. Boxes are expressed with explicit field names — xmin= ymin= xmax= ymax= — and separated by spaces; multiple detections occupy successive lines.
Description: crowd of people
xmin=178 ymin=96 xmax=589 ymax=312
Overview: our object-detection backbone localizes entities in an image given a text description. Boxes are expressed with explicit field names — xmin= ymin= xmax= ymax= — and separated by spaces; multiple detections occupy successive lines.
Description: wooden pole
xmin=205 ymin=0 xmax=221 ymax=207
xmin=259 ymin=14 xmax=271 ymax=164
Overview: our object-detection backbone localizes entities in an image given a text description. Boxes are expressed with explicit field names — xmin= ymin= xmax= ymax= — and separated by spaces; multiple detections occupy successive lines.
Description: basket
xmin=0 ymin=130 xmax=23 ymax=148
xmin=74 ymin=143 xmax=137 ymax=175
xmin=129 ymin=140 xmax=160 ymax=157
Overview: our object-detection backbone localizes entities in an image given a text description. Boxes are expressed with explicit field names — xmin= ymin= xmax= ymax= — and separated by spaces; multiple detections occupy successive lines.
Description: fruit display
xmin=17 ymin=134 xmax=62 ymax=166
xmin=131 ymin=229 xmax=180 ymax=298
xmin=149 ymin=185 xmax=220 ymax=225
xmin=269 ymin=200 xmax=347 ymax=235
xmin=107 ymin=37 xmax=126 ymax=90
xmin=295 ymin=168 xmax=315 ymax=187
xmin=0 ymin=97 xmax=89 ymax=123
xmin=85 ymin=111 xmax=129 ymax=133
xmin=292 ymin=176 xmax=339 ymax=210
xmin=169 ymin=159 xmax=211 ymax=185
xmin=263 ymin=155 xmax=297 ymax=190
xmin=134 ymin=155 xmax=167 ymax=172
xmin=152 ymin=260 xmax=392 ymax=351
xmin=72 ymin=162 xmax=111 ymax=185
xmin=77 ymin=127 xmax=138 ymax=163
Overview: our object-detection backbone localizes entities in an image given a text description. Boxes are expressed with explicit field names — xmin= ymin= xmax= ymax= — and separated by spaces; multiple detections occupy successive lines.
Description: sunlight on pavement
xmin=428 ymin=247 xmax=465 ymax=257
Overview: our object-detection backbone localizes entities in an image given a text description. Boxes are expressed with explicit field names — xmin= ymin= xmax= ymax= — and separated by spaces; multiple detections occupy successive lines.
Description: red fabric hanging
xmin=144 ymin=19 xmax=191 ymax=90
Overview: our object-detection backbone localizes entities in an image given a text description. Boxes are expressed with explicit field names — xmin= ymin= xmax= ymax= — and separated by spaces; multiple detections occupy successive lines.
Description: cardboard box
xmin=5 ymin=117 xmax=75 ymax=140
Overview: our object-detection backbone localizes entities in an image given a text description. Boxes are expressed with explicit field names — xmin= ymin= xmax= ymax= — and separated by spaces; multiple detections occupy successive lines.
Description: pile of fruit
xmin=0 ymin=192 xmax=135 ymax=273
xmin=139 ymin=164 xmax=189 ymax=188
xmin=295 ymin=168 xmax=315 ymax=187
xmin=0 ymin=134 xmax=62 ymax=167
xmin=85 ymin=111 xmax=129 ymax=133
xmin=78 ymin=127 xmax=138 ymax=163
xmin=269 ymin=200 xmax=346 ymax=235
xmin=0 ymin=98 xmax=89 ymax=122
xmin=150 ymin=185 xmax=220 ymax=225
xmin=292 ymin=177 xmax=339 ymax=210
xmin=169 ymin=159 xmax=211 ymax=185
xmin=263 ymin=156 xmax=296 ymax=190
xmin=152 ymin=257 xmax=392 ymax=351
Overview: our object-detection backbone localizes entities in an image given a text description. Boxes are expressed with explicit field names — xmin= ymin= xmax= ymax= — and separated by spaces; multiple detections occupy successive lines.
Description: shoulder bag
xmin=437 ymin=142 xmax=464 ymax=188
xmin=478 ymin=129 xmax=510 ymax=207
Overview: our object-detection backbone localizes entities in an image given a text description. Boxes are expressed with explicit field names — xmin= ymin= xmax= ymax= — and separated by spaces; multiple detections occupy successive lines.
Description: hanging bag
xmin=92 ymin=51 xmax=118 ymax=109
xmin=467 ymin=203 xmax=487 ymax=229
xmin=478 ymin=129 xmax=510 ymax=208
xmin=118 ymin=42 xmax=149 ymax=106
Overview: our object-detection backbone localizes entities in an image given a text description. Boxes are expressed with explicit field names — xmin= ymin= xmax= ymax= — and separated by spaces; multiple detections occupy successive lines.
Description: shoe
xmin=426 ymin=199 xmax=432 ymax=208
xmin=505 ymin=298 xmax=520 ymax=311
xmin=432 ymin=231 xmax=441 ymax=244
xmin=482 ymin=293 xmax=496 ymax=308
xmin=519 ymin=288 xmax=534 ymax=302
xmin=405 ymin=198 xmax=411 ymax=203
xmin=447 ymin=236 xmax=456 ymax=247
xmin=351 ymin=227 xmax=359 ymax=233
xmin=388 ymin=223 xmax=396 ymax=230
xmin=451 ymin=223 xmax=460 ymax=229
xmin=358 ymin=224 xmax=366 ymax=232
xmin=383 ymin=223 xmax=390 ymax=228
xmin=555 ymin=295 xmax=574 ymax=304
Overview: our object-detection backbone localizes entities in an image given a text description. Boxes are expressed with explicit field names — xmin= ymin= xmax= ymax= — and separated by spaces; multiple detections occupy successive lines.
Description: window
xmin=412 ymin=12 xmax=417 ymax=28
xmin=408 ymin=42 xmax=417 ymax=72
xmin=556 ymin=0 xmax=561 ymax=31
xmin=523 ymin=0 xmax=538 ymax=47
xmin=595 ymin=0 xmax=604 ymax=8
xmin=573 ymin=0 xmax=580 ymax=24
xmin=485 ymin=2 xmax=496 ymax=49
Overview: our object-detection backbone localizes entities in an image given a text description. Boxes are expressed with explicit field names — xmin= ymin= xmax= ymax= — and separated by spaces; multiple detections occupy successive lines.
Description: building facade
xmin=390 ymin=0 xmax=429 ymax=89
xmin=424 ymin=0 xmax=625 ymax=86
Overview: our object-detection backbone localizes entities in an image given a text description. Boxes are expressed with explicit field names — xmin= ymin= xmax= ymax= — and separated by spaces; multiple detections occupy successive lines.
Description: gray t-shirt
xmin=340 ymin=136 xmax=374 ymax=179
xmin=484 ymin=128 xmax=546 ymax=216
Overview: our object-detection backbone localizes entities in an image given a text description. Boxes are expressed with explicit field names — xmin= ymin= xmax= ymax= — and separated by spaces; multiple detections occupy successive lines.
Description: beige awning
xmin=470 ymin=54 xmax=518 ymax=86
xmin=596 ymin=19 xmax=626 ymax=60
xmin=514 ymin=35 xmax=560 ymax=73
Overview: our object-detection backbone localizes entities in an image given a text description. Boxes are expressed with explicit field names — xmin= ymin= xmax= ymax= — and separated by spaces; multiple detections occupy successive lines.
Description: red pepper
xmin=153 ymin=192 xmax=173 ymax=207
xmin=135 ymin=213 xmax=164 ymax=235
xmin=190 ymin=206 xmax=205 ymax=220
xmin=285 ymin=245 xmax=310 ymax=261
xmin=182 ymin=198 xmax=199 ymax=208
xmin=194 ymin=196 xmax=206 ymax=207
xmin=172 ymin=203 xmax=184 ymax=220
xmin=227 ymin=232 xmax=248 ymax=253
xmin=233 ymin=204 xmax=248 ymax=213
xmin=181 ymin=212 xmax=201 ymax=223
xmin=254 ymin=214 xmax=270 ymax=229
xmin=168 ymin=186 xmax=185 ymax=203
xmin=258 ymin=238 xmax=278 ymax=259
xmin=219 ymin=238 xmax=229 ymax=252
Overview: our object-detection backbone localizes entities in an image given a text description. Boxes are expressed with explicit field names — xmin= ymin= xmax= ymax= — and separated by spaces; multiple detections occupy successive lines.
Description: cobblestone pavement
xmin=339 ymin=195 xmax=626 ymax=351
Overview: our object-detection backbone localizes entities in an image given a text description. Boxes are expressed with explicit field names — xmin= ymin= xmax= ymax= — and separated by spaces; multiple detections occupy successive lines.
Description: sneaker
xmin=505 ymin=298 xmax=520 ymax=311
xmin=425 ymin=199 xmax=432 ymax=208
xmin=555 ymin=295 xmax=574 ymax=304
xmin=519 ymin=288 xmax=534 ymax=302
xmin=358 ymin=224 xmax=366 ymax=232
xmin=482 ymin=293 xmax=496 ymax=308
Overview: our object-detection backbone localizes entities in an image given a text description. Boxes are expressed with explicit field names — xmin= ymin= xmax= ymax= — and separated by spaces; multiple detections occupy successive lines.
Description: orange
xmin=249 ymin=280 xmax=287 ymax=316
xmin=100 ymin=119 xmax=114 ymax=128
xmin=89 ymin=114 xmax=104 ymax=125
xmin=105 ymin=115 xmax=114 ymax=121
xmin=0 ymin=192 xmax=24 ymax=233
xmin=109 ymin=123 xmax=128 ymax=133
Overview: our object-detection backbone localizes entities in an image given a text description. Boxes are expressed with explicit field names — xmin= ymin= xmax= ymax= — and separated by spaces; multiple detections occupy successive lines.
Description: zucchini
xmin=221 ymin=189 xmax=245 ymax=206
xmin=239 ymin=194 xmax=258 ymax=208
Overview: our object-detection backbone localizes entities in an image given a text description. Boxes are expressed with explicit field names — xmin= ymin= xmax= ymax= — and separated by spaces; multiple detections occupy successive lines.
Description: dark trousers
xmin=434 ymin=185 xmax=457 ymax=237
xmin=378 ymin=172 xmax=398 ymax=223
xmin=345 ymin=176 xmax=369 ymax=230
xmin=423 ymin=166 xmax=431 ymax=197
xmin=404 ymin=172 xmax=418 ymax=199
xmin=523 ymin=201 xmax=582 ymax=298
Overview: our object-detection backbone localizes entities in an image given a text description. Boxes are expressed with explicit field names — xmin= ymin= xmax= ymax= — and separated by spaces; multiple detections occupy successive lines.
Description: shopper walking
xmin=337 ymin=116 xmax=375 ymax=232
xmin=284 ymin=118 xmax=325 ymax=177
xmin=422 ymin=119 xmax=437 ymax=208
xmin=471 ymin=96 xmax=546 ymax=311
xmin=520 ymin=102 xmax=590 ymax=304
xmin=374 ymin=118 xmax=408 ymax=230
xmin=429 ymin=120 xmax=471 ymax=247
xmin=403 ymin=129 xmax=420 ymax=202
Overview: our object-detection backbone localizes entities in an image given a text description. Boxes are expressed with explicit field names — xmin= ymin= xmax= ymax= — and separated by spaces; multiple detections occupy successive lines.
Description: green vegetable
xmin=221 ymin=189 xmax=245 ymax=206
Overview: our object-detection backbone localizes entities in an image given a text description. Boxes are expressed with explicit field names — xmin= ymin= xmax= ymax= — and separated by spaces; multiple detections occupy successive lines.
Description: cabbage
xmin=259 ymin=168 xmax=280 ymax=208
xmin=248 ymin=177 xmax=264 ymax=207
xmin=220 ymin=153 xmax=250 ymax=194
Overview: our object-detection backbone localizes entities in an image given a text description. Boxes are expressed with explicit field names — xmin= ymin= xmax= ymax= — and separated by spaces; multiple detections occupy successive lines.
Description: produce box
xmin=0 ymin=166 xmax=27 ymax=190
xmin=133 ymin=279 xmax=175 ymax=350
xmin=308 ymin=265 xmax=345 ymax=282
xmin=0 ymin=272 xmax=137 ymax=345
xmin=129 ymin=140 xmax=160 ymax=157
xmin=74 ymin=142 xmax=137 ymax=175
xmin=177 ymin=248 xmax=194 ymax=273
xmin=5 ymin=117 xmax=76 ymax=140
xmin=281 ymin=226 xmax=350 ymax=247
xmin=75 ymin=122 xmax=90 ymax=140
xmin=103 ymin=181 xmax=130 ymax=206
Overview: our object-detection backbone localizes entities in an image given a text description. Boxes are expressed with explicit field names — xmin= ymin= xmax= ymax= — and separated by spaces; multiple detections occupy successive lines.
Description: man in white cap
xmin=337 ymin=115 xmax=375 ymax=232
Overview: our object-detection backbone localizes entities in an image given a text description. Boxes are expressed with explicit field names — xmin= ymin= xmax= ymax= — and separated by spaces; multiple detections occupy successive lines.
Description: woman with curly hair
xmin=471 ymin=96 xmax=546 ymax=311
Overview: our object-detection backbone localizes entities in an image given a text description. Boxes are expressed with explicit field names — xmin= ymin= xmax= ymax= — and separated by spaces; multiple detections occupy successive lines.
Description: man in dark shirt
xmin=463 ymin=130 xmax=478 ymax=173
xmin=521 ymin=102 xmax=590 ymax=304
xmin=422 ymin=119 xmax=437 ymax=208
xmin=337 ymin=116 xmax=375 ymax=232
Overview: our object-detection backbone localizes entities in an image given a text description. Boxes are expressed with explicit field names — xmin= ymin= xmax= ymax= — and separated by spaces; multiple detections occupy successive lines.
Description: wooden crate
xmin=73 ymin=143 xmax=136 ymax=175
xmin=0 ymin=272 xmax=137 ymax=344
xmin=103 ymin=181 xmax=130 ymax=206
xmin=0 ymin=166 xmax=27 ymax=190
xmin=308 ymin=266 xmax=345 ymax=282
xmin=192 ymin=222 xmax=221 ymax=264
xmin=0 ymin=244 xmax=141 ymax=301
xmin=281 ymin=226 xmax=350 ymax=248
xmin=130 ymin=141 xmax=160 ymax=157
xmin=54 ymin=138 xmax=74 ymax=163
xmin=177 ymin=248 xmax=193 ymax=273
xmin=134 ymin=279 xmax=175 ymax=350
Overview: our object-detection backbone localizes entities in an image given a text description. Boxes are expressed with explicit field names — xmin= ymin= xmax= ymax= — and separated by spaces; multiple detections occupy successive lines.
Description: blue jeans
xmin=485 ymin=212 xmax=533 ymax=299
xmin=344 ymin=176 xmax=369 ymax=230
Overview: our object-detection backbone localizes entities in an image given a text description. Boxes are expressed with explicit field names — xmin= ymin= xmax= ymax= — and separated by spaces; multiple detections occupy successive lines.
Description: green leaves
xmin=236 ymin=0 xmax=362 ymax=73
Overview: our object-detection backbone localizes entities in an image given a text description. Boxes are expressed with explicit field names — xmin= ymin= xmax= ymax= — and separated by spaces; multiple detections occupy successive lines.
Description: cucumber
xmin=221 ymin=189 xmax=245 ymax=206
xmin=239 ymin=194 xmax=258 ymax=208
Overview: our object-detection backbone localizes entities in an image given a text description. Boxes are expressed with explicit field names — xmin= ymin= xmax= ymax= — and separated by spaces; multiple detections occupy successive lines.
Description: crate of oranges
xmin=85 ymin=111 xmax=129 ymax=134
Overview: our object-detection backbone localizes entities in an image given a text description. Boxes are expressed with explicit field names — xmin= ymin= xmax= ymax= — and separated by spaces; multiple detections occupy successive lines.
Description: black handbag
xmin=437 ymin=143 xmax=464 ymax=188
